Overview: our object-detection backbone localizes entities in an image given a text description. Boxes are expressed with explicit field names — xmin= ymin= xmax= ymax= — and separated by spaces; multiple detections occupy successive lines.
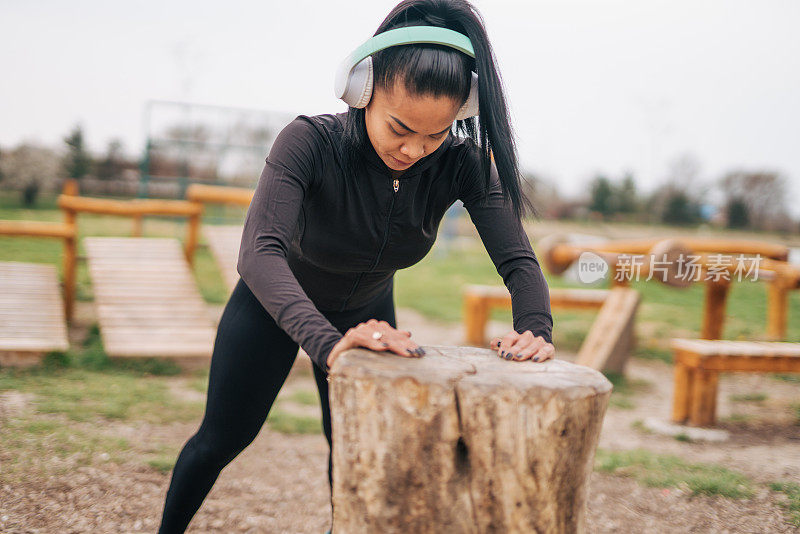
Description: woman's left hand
xmin=489 ymin=330 xmax=555 ymax=363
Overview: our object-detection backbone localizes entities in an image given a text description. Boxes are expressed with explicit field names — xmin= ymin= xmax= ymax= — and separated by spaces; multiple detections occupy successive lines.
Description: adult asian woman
xmin=157 ymin=0 xmax=555 ymax=531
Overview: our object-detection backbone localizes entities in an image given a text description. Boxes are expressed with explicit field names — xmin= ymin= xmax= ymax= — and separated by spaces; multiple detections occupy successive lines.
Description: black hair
xmin=342 ymin=0 xmax=538 ymax=220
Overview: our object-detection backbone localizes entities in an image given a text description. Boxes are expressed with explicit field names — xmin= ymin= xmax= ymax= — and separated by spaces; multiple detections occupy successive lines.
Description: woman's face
xmin=365 ymin=80 xmax=461 ymax=172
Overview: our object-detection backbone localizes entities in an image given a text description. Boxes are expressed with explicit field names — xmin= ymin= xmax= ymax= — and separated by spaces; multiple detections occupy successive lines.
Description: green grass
xmin=773 ymin=374 xmax=800 ymax=384
xmin=770 ymin=481 xmax=800 ymax=528
xmin=630 ymin=419 xmax=651 ymax=433
xmin=596 ymin=449 xmax=755 ymax=498
xmin=729 ymin=392 xmax=768 ymax=403
xmin=0 ymin=325 xmax=204 ymax=424
xmin=604 ymin=373 xmax=651 ymax=410
xmin=285 ymin=389 xmax=320 ymax=406
xmin=144 ymin=444 xmax=182 ymax=474
xmin=266 ymin=408 xmax=322 ymax=434
xmin=721 ymin=413 xmax=755 ymax=424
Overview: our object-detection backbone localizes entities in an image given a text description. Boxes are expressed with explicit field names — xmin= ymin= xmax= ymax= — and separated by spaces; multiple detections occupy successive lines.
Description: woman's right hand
xmin=326 ymin=319 xmax=425 ymax=369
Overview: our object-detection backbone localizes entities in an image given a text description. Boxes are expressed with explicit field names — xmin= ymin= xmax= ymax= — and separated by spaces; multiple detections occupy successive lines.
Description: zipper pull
xmin=393 ymin=178 xmax=399 ymax=193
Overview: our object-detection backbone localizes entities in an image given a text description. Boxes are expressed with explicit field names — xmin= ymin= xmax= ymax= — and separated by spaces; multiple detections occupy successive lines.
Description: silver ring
xmin=372 ymin=331 xmax=383 ymax=340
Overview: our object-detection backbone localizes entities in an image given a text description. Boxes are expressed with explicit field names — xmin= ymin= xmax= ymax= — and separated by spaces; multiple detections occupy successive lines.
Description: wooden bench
xmin=671 ymin=338 xmax=800 ymax=426
xmin=463 ymin=285 xmax=640 ymax=373
xmin=184 ymin=184 xmax=255 ymax=292
xmin=84 ymin=237 xmax=216 ymax=367
xmin=202 ymin=225 xmax=244 ymax=293
xmin=0 ymin=262 xmax=69 ymax=367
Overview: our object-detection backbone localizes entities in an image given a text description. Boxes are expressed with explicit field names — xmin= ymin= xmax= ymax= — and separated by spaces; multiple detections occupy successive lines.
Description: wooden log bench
xmin=84 ymin=237 xmax=216 ymax=368
xmin=463 ymin=285 xmax=640 ymax=373
xmin=671 ymin=338 xmax=800 ymax=427
xmin=329 ymin=345 xmax=612 ymax=533
xmin=0 ymin=262 xmax=70 ymax=367
xmin=538 ymin=233 xmax=800 ymax=340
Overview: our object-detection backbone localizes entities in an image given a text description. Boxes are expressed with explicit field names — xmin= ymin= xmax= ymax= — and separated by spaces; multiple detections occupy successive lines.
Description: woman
xmin=158 ymin=0 xmax=555 ymax=531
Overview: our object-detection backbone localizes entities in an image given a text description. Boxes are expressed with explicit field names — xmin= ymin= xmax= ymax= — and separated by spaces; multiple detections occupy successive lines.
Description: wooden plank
xmin=575 ymin=287 xmax=640 ymax=373
xmin=0 ymin=261 xmax=69 ymax=360
xmin=671 ymin=338 xmax=800 ymax=357
xmin=85 ymin=237 xmax=215 ymax=361
xmin=203 ymin=225 xmax=243 ymax=292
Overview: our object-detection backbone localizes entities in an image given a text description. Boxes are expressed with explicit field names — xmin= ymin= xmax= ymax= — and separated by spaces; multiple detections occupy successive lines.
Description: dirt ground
xmin=0 ymin=306 xmax=798 ymax=533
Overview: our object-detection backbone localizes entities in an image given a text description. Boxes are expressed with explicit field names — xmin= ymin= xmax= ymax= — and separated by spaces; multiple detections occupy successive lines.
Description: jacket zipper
xmin=339 ymin=177 xmax=398 ymax=311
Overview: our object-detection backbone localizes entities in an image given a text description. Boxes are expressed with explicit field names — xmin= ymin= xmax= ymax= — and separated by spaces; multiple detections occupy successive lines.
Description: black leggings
xmin=157 ymin=278 xmax=396 ymax=533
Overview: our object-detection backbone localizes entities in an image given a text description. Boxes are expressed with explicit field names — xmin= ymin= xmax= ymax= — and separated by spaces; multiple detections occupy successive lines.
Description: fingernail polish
xmin=497 ymin=341 xmax=501 ymax=347
xmin=417 ymin=348 xmax=426 ymax=356
xmin=505 ymin=353 xmax=512 ymax=360
xmin=499 ymin=350 xmax=505 ymax=359
xmin=382 ymin=342 xmax=388 ymax=347
xmin=533 ymin=356 xmax=540 ymax=362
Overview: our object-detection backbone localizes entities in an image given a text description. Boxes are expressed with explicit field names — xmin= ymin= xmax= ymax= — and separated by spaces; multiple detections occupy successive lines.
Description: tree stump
xmin=329 ymin=346 xmax=612 ymax=533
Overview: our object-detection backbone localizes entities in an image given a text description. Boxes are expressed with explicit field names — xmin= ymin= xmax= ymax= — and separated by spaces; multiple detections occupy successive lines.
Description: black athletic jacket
xmin=238 ymin=112 xmax=553 ymax=371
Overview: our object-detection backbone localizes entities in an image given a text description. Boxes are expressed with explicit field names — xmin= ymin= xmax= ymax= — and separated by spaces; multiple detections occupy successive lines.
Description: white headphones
xmin=334 ymin=26 xmax=479 ymax=120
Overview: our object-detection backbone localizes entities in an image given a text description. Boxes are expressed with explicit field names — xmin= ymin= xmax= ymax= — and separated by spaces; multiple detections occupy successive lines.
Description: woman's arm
xmin=237 ymin=117 xmax=343 ymax=371
xmin=458 ymin=152 xmax=554 ymax=347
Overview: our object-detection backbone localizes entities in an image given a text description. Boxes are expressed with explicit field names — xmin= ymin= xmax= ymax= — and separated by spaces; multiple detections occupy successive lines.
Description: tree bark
xmin=330 ymin=346 xmax=612 ymax=533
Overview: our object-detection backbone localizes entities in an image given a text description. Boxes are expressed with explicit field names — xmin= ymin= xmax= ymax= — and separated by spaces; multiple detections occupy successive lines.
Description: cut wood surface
xmin=84 ymin=237 xmax=215 ymax=361
xmin=203 ymin=225 xmax=243 ymax=292
xmin=330 ymin=346 xmax=612 ymax=533
xmin=0 ymin=261 xmax=69 ymax=366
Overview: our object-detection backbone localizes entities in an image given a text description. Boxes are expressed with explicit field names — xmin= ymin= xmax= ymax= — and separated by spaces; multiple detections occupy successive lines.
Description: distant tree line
xmin=0 ymin=124 xmax=136 ymax=206
xmin=525 ymin=154 xmax=796 ymax=233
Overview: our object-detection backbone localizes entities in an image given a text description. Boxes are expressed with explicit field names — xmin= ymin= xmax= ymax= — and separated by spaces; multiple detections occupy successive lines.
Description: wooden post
xmin=131 ymin=214 xmax=143 ymax=237
xmin=671 ymin=358 xmax=692 ymax=423
xmin=766 ymin=276 xmax=789 ymax=340
xmin=700 ymin=277 xmax=730 ymax=339
xmin=62 ymin=232 xmax=77 ymax=323
xmin=61 ymin=179 xmax=79 ymax=323
xmin=463 ymin=294 xmax=489 ymax=346
xmin=184 ymin=210 xmax=201 ymax=265
xmin=330 ymin=346 xmax=612 ymax=533
xmin=689 ymin=369 xmax=719 ymax=426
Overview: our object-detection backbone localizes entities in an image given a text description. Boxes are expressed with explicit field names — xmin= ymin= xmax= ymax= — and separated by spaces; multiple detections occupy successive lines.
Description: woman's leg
xmin=158 ymin=278 xmax=299 ymax=534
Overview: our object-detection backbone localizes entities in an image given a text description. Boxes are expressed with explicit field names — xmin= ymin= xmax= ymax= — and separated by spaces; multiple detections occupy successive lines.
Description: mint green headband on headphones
xmin=334 ymin=26 xmax=479 ymax=119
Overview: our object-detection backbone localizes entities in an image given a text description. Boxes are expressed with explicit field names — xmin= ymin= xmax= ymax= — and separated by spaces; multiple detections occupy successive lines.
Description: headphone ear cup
xmin=338 ymin=56 xmax=374 ymax=109
xmin=455 ymin=71 xmax=479 ymax=120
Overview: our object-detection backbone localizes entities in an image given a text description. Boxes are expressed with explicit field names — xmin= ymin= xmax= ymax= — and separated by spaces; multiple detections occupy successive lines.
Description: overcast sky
xmin=1 ymin=0 xmax=798 ymax=214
